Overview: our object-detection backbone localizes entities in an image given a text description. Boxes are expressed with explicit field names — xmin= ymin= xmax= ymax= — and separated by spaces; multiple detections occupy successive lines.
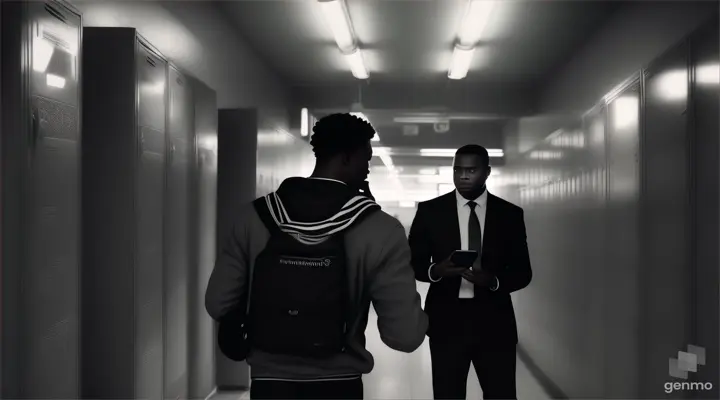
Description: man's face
xmin=453 ymin=153 xmax=490 ymax=196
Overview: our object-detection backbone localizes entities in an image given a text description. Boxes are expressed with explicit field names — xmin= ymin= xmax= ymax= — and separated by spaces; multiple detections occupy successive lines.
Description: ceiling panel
xmin=217 ymin=0 xmax=620 ymax=85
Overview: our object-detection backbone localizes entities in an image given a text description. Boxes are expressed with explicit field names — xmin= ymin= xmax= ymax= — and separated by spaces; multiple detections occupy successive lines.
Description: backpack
xmin=217 ymin=190 xmax=379 ymax=361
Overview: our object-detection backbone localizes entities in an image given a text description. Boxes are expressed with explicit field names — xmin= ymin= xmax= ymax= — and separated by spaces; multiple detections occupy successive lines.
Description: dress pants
xmin=250 ymin=377 xmax=363 ymax=399
xmin=429 ymin=300 xmax=517 ymax=399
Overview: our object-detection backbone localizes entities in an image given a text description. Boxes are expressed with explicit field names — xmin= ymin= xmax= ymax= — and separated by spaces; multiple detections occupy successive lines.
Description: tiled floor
xmin=212 ymin=283 xmax=550 ymax=400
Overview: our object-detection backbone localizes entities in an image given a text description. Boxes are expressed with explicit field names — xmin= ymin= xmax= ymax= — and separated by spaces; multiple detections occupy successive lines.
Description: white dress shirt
xmin=428 ymin=189 xmax=499 ymax=297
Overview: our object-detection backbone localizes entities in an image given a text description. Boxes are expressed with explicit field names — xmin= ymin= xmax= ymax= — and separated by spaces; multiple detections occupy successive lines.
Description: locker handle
xmin=139 ymin=131 xmax=144 ymax=155
xmin=30 ymin=108 xmax=39 ymax=149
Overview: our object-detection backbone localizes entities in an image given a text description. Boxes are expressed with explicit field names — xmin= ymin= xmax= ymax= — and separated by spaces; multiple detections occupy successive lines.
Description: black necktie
xmin=467 ymin=201 xmax=482 ymax=266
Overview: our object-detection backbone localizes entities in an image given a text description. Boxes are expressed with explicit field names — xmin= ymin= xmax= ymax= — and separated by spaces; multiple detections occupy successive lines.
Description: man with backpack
xmin=205 ymin=113 xmax=428 ymax=399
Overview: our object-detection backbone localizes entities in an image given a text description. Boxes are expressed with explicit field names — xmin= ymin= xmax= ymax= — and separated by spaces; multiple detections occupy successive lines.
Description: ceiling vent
xmin=433 ymin=121 xmax=450 ymax=133
xmin=402 ymin=124 xmax=419 ymax=136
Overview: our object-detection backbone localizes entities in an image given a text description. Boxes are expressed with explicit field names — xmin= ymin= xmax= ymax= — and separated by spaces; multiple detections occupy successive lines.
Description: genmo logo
xmin=665 ymin=344 xmax=712 ymax=393
xmin=664 ymin=381 xmax=712 ymax=394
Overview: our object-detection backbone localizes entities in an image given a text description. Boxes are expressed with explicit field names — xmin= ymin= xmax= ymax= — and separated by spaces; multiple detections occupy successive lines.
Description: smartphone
xmin=450 ymin=250 xmax=478 ymax=268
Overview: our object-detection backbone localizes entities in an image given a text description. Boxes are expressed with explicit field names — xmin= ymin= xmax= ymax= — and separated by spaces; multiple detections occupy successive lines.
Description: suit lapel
xmin=481 ymin=193 xmax=498 ymax=267
xmin=445 ymin=191 xmax=461 ymax=251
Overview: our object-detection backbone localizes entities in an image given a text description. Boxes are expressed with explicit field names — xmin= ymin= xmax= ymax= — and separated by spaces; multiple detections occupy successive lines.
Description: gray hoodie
xmin=205 ymin=177 xmax=428 ymax=380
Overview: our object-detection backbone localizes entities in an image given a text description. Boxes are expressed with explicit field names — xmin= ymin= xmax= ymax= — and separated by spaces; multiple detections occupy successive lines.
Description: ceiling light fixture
xmin=318 ymin=0 xmax=354 ymax=52
xmin=301 ymin=108 xmax=309 ymax=137
xmin=457 ymin=0 xmax=496 ymax=46
xmin=393 ymin=115 xmax=451 ymax=124
xmin=419 ymin=148 xmax=504 ymax=157
xmin=318 ymin=0 xmax=369 ymax=79
xmin=372 ymin=147 xmax=504 ymax=158
xmin=345 ymin=48 xmax=369 ymax=80
xmin=448 ymin=0 xmax=496 ymax=80
xmin=448 ymin=46 xmax=475 ymax=80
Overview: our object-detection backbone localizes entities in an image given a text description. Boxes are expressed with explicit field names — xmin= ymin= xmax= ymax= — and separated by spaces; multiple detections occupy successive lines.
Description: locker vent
xmin=146 ymin=57 xmax=157 ymax=68
xmin=35 ymin=96 xmax=79 ymax=141
xmin=44 ymin=3 xmax=67 ymax=24
xmin=42 ymin=31 xmax=71 ymax=53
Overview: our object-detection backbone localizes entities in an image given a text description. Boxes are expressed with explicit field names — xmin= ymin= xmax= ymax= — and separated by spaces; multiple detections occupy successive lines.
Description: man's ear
xmin=487 ymin=166 xmax=492 ymax=178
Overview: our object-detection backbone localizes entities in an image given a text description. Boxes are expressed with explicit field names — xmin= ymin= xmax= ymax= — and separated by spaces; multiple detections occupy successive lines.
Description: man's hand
xmin=461 ymin=268 xmax=496 ymax=288
xmin=430 ymin=257 xmax=468 ymax=280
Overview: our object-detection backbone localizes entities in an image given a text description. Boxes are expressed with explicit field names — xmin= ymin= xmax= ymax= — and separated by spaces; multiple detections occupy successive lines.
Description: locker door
xmin=25 ymin=1 xmax=81 ymax=398
xmin=135 ymin=40 xmax=166 ymax=400
xmin=164 ymin=65 xmax=193 ymax=400
xmin=641 ymin=41 xmax=692 ymax=398
xmin=188 ymin=79 xmax=217 ymax=399
xmin=604 ymin=78 xmax=641 ymax=399
xmin=691 ymin=18 xmax=719 ymax=398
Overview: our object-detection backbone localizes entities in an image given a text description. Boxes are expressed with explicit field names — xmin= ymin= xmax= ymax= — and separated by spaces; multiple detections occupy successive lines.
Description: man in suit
xmin=408 ymin=144 xmax=532 ymax=400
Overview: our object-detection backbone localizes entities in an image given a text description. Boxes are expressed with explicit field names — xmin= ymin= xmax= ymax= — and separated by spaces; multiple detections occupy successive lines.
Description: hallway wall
xmin=256 ymin=127 xmax=314 ymax=198
xmin=65 ymin=2 xmax=299 ymax=398
xmin=71 ymin=0 xmax=290 ymax=114
xmin=505 ymin=4 xmax=719 ymax=398
xmin=540 ymin=0 xmax=717 ymax=115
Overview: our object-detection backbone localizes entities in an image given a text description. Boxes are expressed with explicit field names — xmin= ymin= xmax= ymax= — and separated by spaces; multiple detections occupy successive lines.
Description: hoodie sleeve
xmin=368 ymin=220 xmax=429 ymax=352
xmin=205 ymin=208 xmax=250 ymax=321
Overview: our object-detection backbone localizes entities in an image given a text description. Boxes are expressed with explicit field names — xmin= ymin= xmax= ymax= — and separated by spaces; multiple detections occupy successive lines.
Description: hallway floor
xmin=212 ymin=283 xmax=550 ymax=400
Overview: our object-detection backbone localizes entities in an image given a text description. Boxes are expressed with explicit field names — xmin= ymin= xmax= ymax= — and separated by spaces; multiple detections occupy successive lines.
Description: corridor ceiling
xmin=217 ymin=0 xmax=621 ymax=168
xmin=220 ymin=0 xmax=619 ymax=86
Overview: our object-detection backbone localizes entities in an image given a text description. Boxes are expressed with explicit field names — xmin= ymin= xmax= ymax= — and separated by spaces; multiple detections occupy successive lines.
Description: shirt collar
xmin=456 ymin=188 xmax=488 ymax=209
xmin=308 ymin=177 xmax=347 ymax=186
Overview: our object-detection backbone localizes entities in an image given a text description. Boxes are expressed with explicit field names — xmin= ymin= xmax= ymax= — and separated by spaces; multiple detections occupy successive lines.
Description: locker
xmin=1 ymin=1 xmax=82 ymax=398
xmin=215 ymin=109 xmax=259 ymax=390
xmin=640 ymin=40 xmax=692 ymax=399
xmin=186 ymin=75 xmax=218 ymax=400
xmin=690 ymin=17 xmax=719 ymax=398
xmin=81 ymin=27 xmax=166 ymax=400
xmin=604 ymin=77 xmax=641 ymax=399
xmin=164 ymin=64 xmax=194 ymax=400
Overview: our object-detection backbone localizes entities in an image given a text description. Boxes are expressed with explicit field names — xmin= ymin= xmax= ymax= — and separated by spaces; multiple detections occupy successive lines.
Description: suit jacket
xmin=408 ymin=190 xmax=532 ymax=343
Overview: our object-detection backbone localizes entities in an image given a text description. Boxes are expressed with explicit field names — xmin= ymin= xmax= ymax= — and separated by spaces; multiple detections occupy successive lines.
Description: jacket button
xmin=288 ymin=310 xmax=299 ymax=316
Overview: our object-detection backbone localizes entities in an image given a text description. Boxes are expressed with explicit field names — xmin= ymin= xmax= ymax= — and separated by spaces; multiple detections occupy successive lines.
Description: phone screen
xmin=451 ymin=250 xmax=478 ymax=268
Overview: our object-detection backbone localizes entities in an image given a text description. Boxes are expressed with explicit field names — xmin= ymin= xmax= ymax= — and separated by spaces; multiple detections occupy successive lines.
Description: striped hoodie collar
xmin=263 ymin=191 xmax=379 ymax=245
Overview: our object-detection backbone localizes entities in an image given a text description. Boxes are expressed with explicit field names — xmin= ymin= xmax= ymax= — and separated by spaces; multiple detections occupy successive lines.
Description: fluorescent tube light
xmin=344 ymin=48 xmax=369 ymax=79
xmin=301 ymin=108 xmax=309 ymax=137
xmin=318 ymin=0 xmax=354 ymax=52
xmin=448 ymin=46 xmax=475 ymax=80
xmin=419 ymin=148 xmax=504 ymax=157
xmin=393 ymin=116 xmax=450 ymax=124
xmin=458 ymin=0 xmax=496 ymax=47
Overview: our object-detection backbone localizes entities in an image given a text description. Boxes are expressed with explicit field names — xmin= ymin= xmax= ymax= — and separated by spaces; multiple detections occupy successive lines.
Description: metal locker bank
xmin=164 ymin=63 xmax=195 ymax=400
xmin=1 ymin=1 xmax=82 ymax=398
xmin=81 ymin=27 xmax=167 ymax=400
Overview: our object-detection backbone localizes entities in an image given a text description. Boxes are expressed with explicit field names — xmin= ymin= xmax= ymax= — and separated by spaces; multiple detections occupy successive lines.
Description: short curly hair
xmin=310 ymin=113 xmax=376 ymax=160
xmin=456 ymin=144 xmax=490 ymax=167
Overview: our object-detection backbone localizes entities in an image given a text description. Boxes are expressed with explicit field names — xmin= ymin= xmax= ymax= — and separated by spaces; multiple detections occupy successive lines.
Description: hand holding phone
xmin=430 ymin=250 xmax=477 ymax=280
xmin=450 ymin=250 xmax=478 ymax=268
